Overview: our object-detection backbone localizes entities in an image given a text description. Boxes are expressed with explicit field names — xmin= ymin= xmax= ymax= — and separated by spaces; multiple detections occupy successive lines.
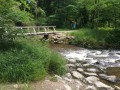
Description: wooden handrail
xmin=0 ymin=26 xmax=56 ymax=36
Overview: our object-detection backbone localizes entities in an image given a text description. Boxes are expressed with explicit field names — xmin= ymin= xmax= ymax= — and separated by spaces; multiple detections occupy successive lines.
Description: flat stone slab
xmin=95 ymin=81 xmax=114 ymax=90
xmin=86 ymin=76 xmax=99 ymax=84
xmin=84 ymin=72 xmax=98 ymax=76
xmin=71 ymin=71 xmax=84 ymax=79
xmin=99 ymin=74 xmax=117 ymax=83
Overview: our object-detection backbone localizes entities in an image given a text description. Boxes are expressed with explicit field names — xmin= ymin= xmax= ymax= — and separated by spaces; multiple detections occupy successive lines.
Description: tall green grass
xmin=0 ymin=39 xmax=66 ymax=82
xmin=70 ymin=28 xmax=120 ymax=49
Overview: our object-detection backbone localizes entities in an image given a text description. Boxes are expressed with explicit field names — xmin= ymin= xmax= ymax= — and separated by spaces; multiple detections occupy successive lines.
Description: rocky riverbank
xmin=40 ymin=32 xmax=74 ymax=44
xmin=50 ymin=44 xmax=120 ymax=90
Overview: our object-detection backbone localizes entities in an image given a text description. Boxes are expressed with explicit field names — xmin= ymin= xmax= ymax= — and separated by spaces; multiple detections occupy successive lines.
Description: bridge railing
xmin=0 ymin=26 xmax=56 ymax=35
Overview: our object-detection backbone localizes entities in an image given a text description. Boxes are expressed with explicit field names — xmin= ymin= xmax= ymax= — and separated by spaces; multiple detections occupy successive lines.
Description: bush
xmin=70 ymin=28 xmax=120 ymax=49
xmin=70 ymin=28 xmax=106 ymax=48
xmin=71 ymin=28 xmax=120 ymax=49
xmin=0 ymin=39 xmax=66 ymax=82
xmin=105 ymin=29 xmax=120 ymax=48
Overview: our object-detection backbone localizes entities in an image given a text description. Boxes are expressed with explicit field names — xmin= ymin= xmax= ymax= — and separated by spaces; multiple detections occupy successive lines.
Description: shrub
xmin=105 ymin=29 xmax=120 ymax=48
xmin=71 ymin=28 xmax=120 ymax=49
xmin=0 ymin=39 xmax=66 ymax=82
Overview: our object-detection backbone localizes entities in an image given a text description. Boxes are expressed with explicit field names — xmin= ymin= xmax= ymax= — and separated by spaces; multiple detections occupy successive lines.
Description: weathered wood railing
xmin=0 ymin=26 xmax=56 ymax=35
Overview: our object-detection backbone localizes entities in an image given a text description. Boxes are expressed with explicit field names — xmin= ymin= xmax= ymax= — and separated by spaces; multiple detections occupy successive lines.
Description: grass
xmin=0 ymin=38 xmax=66 ymax=83
xmin=70 ymin=28 xmax=120 ymax=49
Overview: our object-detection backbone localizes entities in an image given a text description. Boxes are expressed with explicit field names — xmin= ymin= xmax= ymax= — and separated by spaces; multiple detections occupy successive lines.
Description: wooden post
xmin=53 ymin=27 xmax=56 ymax=32
xmin=44 ymin=27 xmax=47 ymax=32
xmin=33 ymin=27 xmax=36 ymax=34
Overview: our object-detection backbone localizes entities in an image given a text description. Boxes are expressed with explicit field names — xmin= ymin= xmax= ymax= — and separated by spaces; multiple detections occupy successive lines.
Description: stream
xmin=50 ymin=44 xmax=120 ymax=87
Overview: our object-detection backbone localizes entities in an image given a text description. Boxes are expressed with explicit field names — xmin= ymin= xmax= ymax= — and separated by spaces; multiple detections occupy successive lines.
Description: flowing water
xmin=50 ymin=44 xmax=120 ymax=86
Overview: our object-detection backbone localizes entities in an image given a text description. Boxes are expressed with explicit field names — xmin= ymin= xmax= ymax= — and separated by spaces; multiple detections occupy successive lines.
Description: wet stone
xmin=99 ymin=74 xmax=117 ymax=83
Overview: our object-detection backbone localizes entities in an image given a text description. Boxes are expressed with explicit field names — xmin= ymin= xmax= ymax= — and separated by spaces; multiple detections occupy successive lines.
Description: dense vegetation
xmin=71 ymin=28 xmax=120 ymax=49
xmin=0 ymin=39 xmax=66 ymax=82
xmin=0 ymin=0 xmax=120 ymax=28
xmin=0 ymin=0 xmax=120 ymax=83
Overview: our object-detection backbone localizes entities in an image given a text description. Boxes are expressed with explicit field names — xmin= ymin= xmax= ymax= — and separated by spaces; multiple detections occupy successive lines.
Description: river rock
xmin=64 ymin=84 xmax=72 ymax=90
xmin=71 ymin=71 xmax=84 ymax=79
xmin=13 ymin=84 xmax=19 ymax=89
xmin=67 ymin=59 xmax=76 ymax=63
xmin=86 ymin=76 xmax=99 ymax=84
xmin=86 ymin=68 xmax=99 ymax=73
xmin=84 ymin=72 xmax=98 ymax=76
xmin=66 ymin=64 xmax=75 ymax=68
xmin=63 ymin=77 xmax=72 ymax=82
xmin=75 ymin=63 xmax=83 ymax=68
xmin=95 ymin=81 xmax=114 ymax=90
xmin=99 ymin=74 xmax=117 ymax=83
xmin=115 ymin=60 xmax=120 ymax=63
xmin=66 ymin=73 xmax=72 ymax=79
xmin=114 ymin=85 xmax=120 ymax=90
xmin=55 ymin=75 xmax=65 ymax=84
xmin=93 ymin=54 xmax=108 ymax=58
xmin=85 ymin=86 xmax=97 ymax=90
xmin=66 ymin=64 xmax=76 ymax=72
xmin=83 ymin=64 xmax=90 ymax=67
xmin=95 ymin=51 xmax=102 ymax=55
xmin=77 ymin=68 xmax=84 ymax=73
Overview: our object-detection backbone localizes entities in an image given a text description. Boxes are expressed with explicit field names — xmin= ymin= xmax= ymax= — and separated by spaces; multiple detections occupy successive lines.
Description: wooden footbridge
xmin=16 ymin=26 xmax=56 ymax=35
xmin=0 ymin=26 xmax=56 ymax=36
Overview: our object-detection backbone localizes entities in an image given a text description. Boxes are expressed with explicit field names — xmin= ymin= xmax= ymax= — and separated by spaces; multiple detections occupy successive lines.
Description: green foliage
xmin=105 ymin=29 xmax=120 ymax=47
xmin=71 ymin=28 xmax=120 ymax=49
xmin=0 ymin=0 xmax=33 ymax=25
xmin=0 ymin=39 xmax=66 ymax=82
